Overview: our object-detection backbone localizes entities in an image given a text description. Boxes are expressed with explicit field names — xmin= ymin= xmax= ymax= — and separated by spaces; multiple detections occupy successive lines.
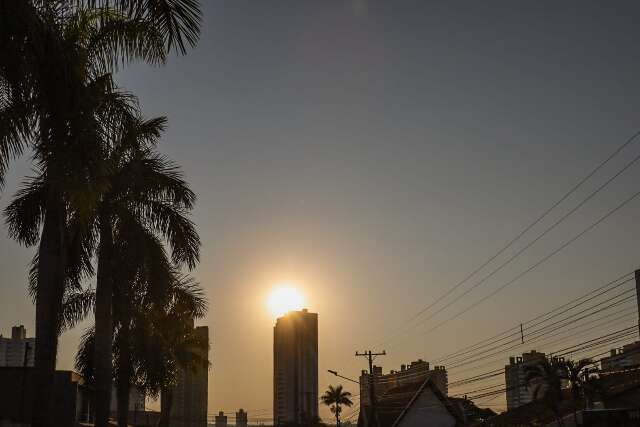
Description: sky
xmin=3 ymin=0 xmax=640 ymax=421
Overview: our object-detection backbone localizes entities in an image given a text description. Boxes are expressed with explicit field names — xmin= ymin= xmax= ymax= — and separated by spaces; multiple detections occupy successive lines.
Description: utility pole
xmin=355 ymin=350 xmax=386 ymax=427
xmin=635 ymin=270 xmax=640 ymax=338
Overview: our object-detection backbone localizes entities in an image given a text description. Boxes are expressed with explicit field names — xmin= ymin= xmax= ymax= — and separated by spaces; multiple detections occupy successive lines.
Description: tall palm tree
xmin=321 ymin=385 xmax=353 ymax=427
xmin=1 ymin=2 xmax=201 ymax=426
xmin=7 ymin=114 xmax=200 ymax=427
xmin=89 ymin=114 xmax=199 ymax=427
xmin=525 ymin=358 xmax=566 ymax=427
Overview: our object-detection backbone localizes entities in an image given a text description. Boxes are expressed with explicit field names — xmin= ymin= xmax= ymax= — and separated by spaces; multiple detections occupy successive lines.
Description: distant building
xmin=273 ymin=309 xmax=318 ymax=425
xmin=0 ymin=325 xmax=35 ymax=367
xmin=235 ymin=409 xmax=248 ymax=427
xmin=600 ymin=341 xmax=640 ymax=371
xmin=505 ymin=350 xmax=547 ymax=410
xmin=214 ymin=411 xmax=227 ymax=427
xmin=168 ymin=324 xmax=209 ymax=427
xmin=359 ymin=359 xmax=448 ymax=410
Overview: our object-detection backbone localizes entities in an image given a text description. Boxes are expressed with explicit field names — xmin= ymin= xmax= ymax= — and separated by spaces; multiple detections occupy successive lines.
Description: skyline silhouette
xmin=2 ymin=0 xmax=640 ymax=422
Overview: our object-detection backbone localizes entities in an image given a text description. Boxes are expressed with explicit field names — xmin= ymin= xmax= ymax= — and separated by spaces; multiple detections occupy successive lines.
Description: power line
xmin=423 ymin=188 xmax=640 ymax=336
xmin=433 ymin=272 xmax=634 ymax=363
xmin=374 ymin=129 xmax=640 ymax=347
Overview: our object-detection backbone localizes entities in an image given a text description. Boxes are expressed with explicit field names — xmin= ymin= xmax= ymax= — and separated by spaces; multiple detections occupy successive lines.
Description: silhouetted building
xmin=167 ymin=324 xmax=209 ymax=427
xmin=214 ymin=411 xmax=227 ymax=427
xmin=273 ymin=309 xmax=318 ymax=425
xmin=359 ymin=359 xmax=448 ymax=410
xmin=357 ymin=378 xmax=463 ymax=427
xmin=0 ymin=325 xmax=35 ymax=367
xmin=600 ymin=341 xmax=640 ymax=371
xmin=0 ymin=368 xmax=92 ymax=426
xmin=505 ymin=350 xmax=547 ymax=410
xmin=235 ymin=409 xmax=248 ymax=427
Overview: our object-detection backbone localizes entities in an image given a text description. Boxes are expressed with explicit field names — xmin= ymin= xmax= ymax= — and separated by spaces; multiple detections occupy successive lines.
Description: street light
xmin=327 ymin=369 xmax=360 ymax=385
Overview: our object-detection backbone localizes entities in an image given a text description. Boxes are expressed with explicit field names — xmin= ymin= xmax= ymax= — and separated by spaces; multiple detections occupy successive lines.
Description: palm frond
xmin=4 ymin=174 xmax=47 ymax=246
xmin=75 ymin=326 xmax=96 ymax=383
xmin=60 ymin=288 xmax=96 ymax=332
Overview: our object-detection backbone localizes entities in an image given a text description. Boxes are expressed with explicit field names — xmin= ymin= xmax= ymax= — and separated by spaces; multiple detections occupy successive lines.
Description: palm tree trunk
xmin=31 ymin=192 xmax=66 ymax=427
xmin=335 ymin=405 xmax=340 ymax=427
xmin=117 ymin=321 xmax=132 ymax=427
xmin=160 ymin=387 xmax=173 ymax=427
xmin=94 ymin=219 xmax=115 ymax=427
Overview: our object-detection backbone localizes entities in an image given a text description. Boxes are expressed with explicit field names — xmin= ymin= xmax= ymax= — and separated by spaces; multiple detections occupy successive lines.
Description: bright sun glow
xmin=268 ymin=286 xmax=304 ymax=317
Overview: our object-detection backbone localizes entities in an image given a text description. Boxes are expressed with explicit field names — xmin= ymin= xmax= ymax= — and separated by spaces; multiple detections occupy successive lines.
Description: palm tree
xmin=1 ymin=2 xmax=201 ymax=425
xmin=525 ymin=358 xmax=566 ymax=427
xmin=74 ymin=270 xmax=207 ymax=427
xmin=563 ymin=358 xmax=592 ymax=424
xmin=321 ymin=385 xmax=353 ymax=427
xmin=89 ymin=114 xmax=200 ymax=427
xmin=7 ymin=114 xmax=200 ymax=427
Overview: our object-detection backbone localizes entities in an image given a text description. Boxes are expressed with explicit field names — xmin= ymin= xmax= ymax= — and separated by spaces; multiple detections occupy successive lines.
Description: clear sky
xmin=2 ymin=0 xmax=640 ymax=421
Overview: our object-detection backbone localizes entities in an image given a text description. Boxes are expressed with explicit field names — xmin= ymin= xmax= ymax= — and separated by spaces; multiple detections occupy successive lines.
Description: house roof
xmin=358 ymin=378 xmax=463 ymax=427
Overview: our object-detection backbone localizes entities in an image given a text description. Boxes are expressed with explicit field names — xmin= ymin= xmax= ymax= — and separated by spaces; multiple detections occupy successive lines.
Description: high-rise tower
xmin=273 ymin=309 xmax=318 ymax=425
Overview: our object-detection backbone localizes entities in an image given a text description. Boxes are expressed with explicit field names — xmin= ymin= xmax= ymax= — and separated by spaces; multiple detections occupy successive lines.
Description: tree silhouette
xmin=321 ymin=385 xmax=353 ymax=427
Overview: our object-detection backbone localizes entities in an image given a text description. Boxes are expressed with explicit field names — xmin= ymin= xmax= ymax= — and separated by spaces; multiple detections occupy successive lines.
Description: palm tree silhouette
xmin=563 ymin=358 xmax=592 ymax=424
xmin=1 ymin=2 xmax=201 ymax=425
xmin=321 ymin=385 xmax=353 ymax=427
xmin=525 ymin=358 xmax=566 ymax=427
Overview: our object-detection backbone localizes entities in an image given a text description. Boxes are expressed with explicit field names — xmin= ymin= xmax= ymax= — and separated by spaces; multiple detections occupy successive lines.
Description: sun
xmin=268 ymin=286 xmax=304 ymax=317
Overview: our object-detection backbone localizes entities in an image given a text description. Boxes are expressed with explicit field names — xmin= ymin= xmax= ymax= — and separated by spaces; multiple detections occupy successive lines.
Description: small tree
xmin=321 ymin=385 xmax=353 ymax=427
xmin=525 ymin=358 xmax=565 ymax=427
xmin=563 ymin=358 xmax=592 ymax=425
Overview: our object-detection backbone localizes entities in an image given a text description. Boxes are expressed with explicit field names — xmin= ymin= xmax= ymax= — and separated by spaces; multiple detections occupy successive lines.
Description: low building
xmin=359 ymin=359 xmax=448 ymax=410
xmin=214 ymin=411 xmax=227 ymax=427
xmin=357 ymin=378 xmax=463 ymax=427
xmin=504 ymin=350 xmax=547 ymax=410
xmin=0 ymin=368 xmax=92 ymax=426
xmin=600 ymin=341 xmax=640 ymax=371
xmin=0 ymin=326 xmax=35 ymax=367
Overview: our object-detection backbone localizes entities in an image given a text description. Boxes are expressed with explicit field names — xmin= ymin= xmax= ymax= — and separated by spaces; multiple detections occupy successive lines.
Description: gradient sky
xmin=3 ymin=0 xmax=640 ymax=421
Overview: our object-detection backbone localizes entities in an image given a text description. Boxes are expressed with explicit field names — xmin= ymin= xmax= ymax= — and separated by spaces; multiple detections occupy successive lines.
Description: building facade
xmin=504 ymin=350 xmax=547 ymax=410
xmin=214 ymin=411 xmax=227 ymax=427
xmin=359 ymin=359 xmax=448 ymax=408
xmin=0 ymin=326 xmax=35 ymax=367
xmin=273 ymin=309 xmax=318 ymax=425
xmin=168 ymin=325 xmax=209 ymax=427
xmin=600 ymin=341 xmax=640 ymax=371
xmin=235 ymin=409 xmax=248 ymax=427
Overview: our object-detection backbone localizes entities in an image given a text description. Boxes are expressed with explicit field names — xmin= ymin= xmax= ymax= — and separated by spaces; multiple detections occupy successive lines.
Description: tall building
xmin=358 ymin=359 xmax=448 ymax=408
xmin=505 ymin=350 xmax=547 ymax=410
xmin=273 ymin=309 xmax=318 ymax=425
xmin=168 ymin=325 xmax=209 ymax=427
xmin=0 ymin=325 xmax=35 ymax=367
